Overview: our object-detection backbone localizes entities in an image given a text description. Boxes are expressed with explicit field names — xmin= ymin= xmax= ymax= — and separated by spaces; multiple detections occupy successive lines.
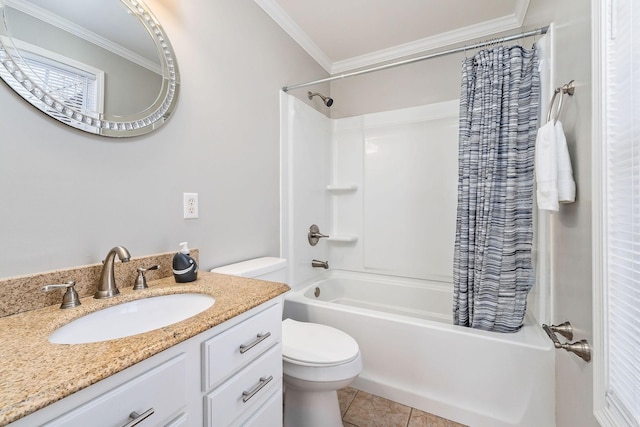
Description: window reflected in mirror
xmin=0 ymin=0 xmax=179 ymax=137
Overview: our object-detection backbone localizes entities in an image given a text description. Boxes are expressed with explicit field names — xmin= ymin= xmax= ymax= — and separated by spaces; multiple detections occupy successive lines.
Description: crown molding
xmin=332 ymin=1 xmax=529 ymax=74
xmin=255 ymin=0 xmax=530 ymax=75
xmin=254 ymin=0 xmax=333 ymax=73
xmin=3 ymin=0 xmax=161 ymax=75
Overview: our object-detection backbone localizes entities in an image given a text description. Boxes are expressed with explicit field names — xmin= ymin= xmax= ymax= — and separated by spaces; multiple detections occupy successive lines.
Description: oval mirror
xmin=0 ymin=0 xmax=179 ymax=137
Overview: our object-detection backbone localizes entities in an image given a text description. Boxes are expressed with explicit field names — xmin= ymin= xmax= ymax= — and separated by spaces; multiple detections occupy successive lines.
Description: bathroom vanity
xmin=0 ymin=272 xmax=289 ymax=427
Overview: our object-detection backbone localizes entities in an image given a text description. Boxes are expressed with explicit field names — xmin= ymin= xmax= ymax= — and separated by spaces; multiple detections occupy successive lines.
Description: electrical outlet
xmin=183 ymin=193 xmax=199 ymax=219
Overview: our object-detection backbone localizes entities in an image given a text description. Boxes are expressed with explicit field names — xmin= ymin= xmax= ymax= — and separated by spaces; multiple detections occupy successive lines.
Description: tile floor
xmin=338 ymin=387 xmax=467 ymax=427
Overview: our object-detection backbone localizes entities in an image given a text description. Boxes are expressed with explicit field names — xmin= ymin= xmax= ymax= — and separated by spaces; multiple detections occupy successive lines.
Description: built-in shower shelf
xmin=326 ymin=184 xmax=358 ymax=193
xmin=327 ymin=235 xmax=358 ymax=243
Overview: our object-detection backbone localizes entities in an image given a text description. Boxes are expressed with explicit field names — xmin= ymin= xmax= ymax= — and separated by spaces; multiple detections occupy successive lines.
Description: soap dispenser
xmin=173 ymin=242 xmax=198 ymax=283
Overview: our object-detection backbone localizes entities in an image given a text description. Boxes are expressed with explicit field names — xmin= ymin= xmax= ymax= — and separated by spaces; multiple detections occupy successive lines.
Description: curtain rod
xmin=282 ymin=25 xmax=549 ymax=92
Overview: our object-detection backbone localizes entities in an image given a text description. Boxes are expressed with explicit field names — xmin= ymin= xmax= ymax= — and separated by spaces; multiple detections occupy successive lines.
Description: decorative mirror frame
xmin=0 ymin=0 xmax=180 ymax=137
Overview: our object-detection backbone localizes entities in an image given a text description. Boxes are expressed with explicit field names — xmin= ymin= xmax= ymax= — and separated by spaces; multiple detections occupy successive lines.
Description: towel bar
xmin=546 ymin=80 xmax=575 ymax=124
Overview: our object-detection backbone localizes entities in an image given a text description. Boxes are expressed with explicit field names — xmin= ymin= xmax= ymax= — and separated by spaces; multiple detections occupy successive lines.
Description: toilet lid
xmin=282 ymin=318 xmax=359 ymax=366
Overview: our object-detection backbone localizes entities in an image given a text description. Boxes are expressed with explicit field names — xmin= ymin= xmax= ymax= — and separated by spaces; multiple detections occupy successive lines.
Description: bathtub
xmin=283 ymin=271 xmax=555 ymax=427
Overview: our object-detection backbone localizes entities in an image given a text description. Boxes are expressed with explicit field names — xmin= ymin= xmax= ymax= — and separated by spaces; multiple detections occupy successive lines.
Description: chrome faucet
xmin=95 ymin=246 xmax=131 ymax=299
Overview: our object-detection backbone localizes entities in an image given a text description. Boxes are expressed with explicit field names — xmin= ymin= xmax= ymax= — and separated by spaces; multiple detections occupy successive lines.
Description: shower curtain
xmin=453 ymin=45 xmax=540 ymax=333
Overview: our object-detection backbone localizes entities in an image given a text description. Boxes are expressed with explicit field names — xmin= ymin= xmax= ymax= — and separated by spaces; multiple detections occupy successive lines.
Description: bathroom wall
xmin=0 ymin=0 xmax=328 ymax=279
xmin=542 ymin=3 xmax=596 ymax=427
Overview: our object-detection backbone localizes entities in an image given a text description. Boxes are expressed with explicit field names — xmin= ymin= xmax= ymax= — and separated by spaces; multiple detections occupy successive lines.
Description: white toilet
xmin=211 ymin=257 xmax=362 ymax=427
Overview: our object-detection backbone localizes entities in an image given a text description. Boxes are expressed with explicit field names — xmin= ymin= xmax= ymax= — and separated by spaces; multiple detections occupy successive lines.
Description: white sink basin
xmin=49 ymin=293 xmax=215 ymax=344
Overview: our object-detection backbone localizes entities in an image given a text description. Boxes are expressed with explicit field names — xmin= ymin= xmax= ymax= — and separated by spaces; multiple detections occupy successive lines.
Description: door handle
xmin=542 ymin=322 xmax=591 ymax=362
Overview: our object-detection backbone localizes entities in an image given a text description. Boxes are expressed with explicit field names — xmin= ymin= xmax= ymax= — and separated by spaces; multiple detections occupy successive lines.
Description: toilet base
xmin=284 ymin=387 xmax=342 ymax=427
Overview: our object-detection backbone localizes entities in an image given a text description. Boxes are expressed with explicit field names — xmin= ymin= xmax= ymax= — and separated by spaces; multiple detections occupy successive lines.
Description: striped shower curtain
xmin=453 ymin=45 xmax=540 ymax=333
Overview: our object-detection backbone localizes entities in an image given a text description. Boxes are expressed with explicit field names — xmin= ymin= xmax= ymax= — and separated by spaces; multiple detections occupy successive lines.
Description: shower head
xmin=307 ymin=91 xmax=334 ymax=107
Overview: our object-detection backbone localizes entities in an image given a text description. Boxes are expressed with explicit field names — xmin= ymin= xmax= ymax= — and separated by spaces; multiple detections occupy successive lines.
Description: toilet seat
xmin=282 ymin=318 xmax=359 ymax=367
xmin=281 ymin=318 xmax=363 ymax=426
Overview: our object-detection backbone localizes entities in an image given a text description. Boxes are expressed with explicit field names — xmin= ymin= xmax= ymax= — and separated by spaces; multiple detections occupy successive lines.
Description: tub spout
xmin=312 ymin=259 xmax=329 ymax=269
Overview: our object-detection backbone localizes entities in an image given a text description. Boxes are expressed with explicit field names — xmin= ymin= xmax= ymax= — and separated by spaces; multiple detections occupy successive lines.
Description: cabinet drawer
xmin=233 ymin=389 xmax=282 ymax=427
xmin=44 ymin=355 xmax=187 ymax=427
xmin=205 ymin=345 xmax=282 ymax=427
xmin=203 ymin=302 xmax=281 ymax=391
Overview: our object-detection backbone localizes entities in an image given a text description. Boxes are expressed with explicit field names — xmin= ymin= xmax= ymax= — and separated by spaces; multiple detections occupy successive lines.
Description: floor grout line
xmin=341 ymin=389 xmax=359 ymax=426
xmin=339 ymin=386 xmax=466 ymax=427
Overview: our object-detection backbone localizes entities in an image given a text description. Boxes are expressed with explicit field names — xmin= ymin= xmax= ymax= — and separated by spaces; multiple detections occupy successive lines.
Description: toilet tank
xmin=210 ymin=257 xmax=287 ymax=282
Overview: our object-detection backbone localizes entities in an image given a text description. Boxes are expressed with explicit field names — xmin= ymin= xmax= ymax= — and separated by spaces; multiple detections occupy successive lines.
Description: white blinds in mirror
xmin=604 ymin=0 xmax=640 ymax=425
xmin=22 ymin=56 xmax=98 ymax=124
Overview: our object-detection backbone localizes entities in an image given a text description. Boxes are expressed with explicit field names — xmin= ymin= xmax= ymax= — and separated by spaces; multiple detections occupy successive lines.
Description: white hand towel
xmin=535 ymin=120 xmax=576 ymax=212
xmin=554 ymin=121 xmax=576 ymax=203
xmin=535 ymin=121 xmax=559 ymax=211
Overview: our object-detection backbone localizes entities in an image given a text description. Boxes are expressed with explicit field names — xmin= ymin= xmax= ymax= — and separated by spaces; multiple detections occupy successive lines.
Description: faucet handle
xmin=308 ymin=224 xmax=330 ymax=246
xmin=42 ymin=280 xmax=81 ymax=309
xmin=133 ymin=265 xmax=160 ymax=290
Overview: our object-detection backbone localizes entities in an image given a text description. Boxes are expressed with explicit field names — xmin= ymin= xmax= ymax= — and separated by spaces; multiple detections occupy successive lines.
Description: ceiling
xmin=255 ymin=0 xmax=531 ymax=74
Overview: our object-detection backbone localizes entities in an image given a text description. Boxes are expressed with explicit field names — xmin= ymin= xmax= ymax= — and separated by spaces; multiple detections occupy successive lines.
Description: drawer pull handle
xmin=242 ymin=375 xmax=273 ymax=403
xmin=123 ymin=408 xmax=155 ymax=427
xmin=239 ymin=332 xmax=271 ymax=354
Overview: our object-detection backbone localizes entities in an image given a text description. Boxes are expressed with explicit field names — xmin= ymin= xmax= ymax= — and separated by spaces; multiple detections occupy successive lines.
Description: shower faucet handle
xmin=308 ymin=224 xmax=330 ymax=246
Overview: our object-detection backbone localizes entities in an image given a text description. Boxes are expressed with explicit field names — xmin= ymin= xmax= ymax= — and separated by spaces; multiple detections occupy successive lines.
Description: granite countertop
xmin=0 ymin=271 xmax=290 ymax=426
